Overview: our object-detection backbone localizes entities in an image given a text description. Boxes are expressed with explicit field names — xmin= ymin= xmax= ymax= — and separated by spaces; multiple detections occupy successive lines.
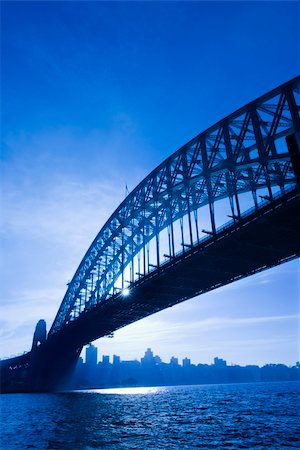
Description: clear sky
xmin=1 ymin=1 xmax=299 ymax=366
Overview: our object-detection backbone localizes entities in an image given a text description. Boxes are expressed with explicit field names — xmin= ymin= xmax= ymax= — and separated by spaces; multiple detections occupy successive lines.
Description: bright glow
xmin=122 ymin=288 xmax=130 ymax=296
xmin=80 ymin=387 xmax=165 ymax=395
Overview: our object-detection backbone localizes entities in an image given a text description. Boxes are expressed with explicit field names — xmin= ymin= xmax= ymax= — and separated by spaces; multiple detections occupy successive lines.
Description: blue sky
xmin=1 ymin=1 xmax=299 ymax=366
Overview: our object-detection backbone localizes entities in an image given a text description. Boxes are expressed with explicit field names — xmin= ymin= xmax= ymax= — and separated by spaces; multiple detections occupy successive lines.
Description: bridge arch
xmin=50 ymin=76 xmax=300 ymax=336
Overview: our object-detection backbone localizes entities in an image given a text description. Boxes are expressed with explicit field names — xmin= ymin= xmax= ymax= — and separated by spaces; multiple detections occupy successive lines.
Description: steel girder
xmin=49 ymin=76 xmax=300 ymax=335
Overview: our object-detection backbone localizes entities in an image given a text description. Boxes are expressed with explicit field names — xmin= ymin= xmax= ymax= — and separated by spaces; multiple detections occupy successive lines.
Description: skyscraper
xmin=85 ymin=343 xmax=98 ymax=367
xmin=141 ymin=348 xmax=155 ymax=365
xmin=214 ymin=357 xmax=227 ymax=368
xmin=183 ymin=357 xmax=191 ymax=367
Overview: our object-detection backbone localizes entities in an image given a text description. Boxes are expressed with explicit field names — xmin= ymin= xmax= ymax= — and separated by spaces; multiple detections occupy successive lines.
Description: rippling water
xmin=1 ymin=382 xmax=299 ymax=449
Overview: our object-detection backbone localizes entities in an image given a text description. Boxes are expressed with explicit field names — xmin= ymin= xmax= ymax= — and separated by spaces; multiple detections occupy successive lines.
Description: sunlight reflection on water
xmin=76 ymin=386 xmax=166 ymax=395
xmin=2 ymin=382 xmax=299 ymax=449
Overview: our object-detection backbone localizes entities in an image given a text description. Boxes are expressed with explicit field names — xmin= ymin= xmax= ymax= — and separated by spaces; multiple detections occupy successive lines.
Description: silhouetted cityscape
xmin=71 ymin=344 xmax=300 ymax=389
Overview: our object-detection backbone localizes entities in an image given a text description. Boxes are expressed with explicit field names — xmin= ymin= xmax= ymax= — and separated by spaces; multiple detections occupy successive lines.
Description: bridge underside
xmin=53 ymin=188 xmax=300 ymax=351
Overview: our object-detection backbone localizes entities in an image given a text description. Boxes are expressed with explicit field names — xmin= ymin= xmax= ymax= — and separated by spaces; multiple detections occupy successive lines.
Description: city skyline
xmin=83 ymin=344 xmax=298 ymax=369
xmin=84 ymin=344 xmax=228 ymax=367
xmin=1 ymin=1 xmax=299 ymax=366
xmin=71 ymin=343 xmax=300 ymax=390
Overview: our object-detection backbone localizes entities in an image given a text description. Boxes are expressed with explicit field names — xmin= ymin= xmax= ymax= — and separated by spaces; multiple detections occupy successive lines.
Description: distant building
xmin=214 ymin=357 xmax=227 ymax=367
xmin=183 ymin=357 xmax=191 ymax=367
xmin=113 ymin=355 xmax=120 ymax=365
xmin=141 ymin=348 xmax=155 ymax=365
xmin=170 ymin=356 xmax=179 ymax=366
xmin=85 ymin=344 xmax=97 ymax=366
xmin=102 ymin=355 xmax=110 ymax=365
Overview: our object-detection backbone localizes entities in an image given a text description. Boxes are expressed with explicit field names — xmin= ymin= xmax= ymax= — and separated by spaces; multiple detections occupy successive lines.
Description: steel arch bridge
xmin=50 ymin=75 xmax=300 ymax=335
xmin=1 ymin=76 xmax=300 ymax=392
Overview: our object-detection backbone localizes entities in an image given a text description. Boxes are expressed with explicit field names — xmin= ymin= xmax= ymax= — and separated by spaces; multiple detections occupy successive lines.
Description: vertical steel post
xmin=180 ymin=216 xmax=185 ymax=252
xmin=131 ymin=219 xmax=134 ymax=283
xmin=147 ymin=241 xmax=150 ymax=273
xmin=247 ymin=168 xmax=258 ymax=210
xmin=228 ymin=194 xmax=236 ymax=223
xmin=113 ymin=239 xmax=116 ymax=294
xmin=166 ymin=162 xmax=175 ymax=257
xmin=143 ymin=213 xmax=146 ymax=275
xmin=121 ymin=232 xmax=124 ymax=290
xmin=251 ymin=107 xmax=273 ymax=200
xmin=193 ymin=208 xmax=200 ymax=244
xmin=138 ymin=246 xmax=141 ymax=279
xmin=234 ymin=182 xmax=241 ymax=218
xmin=170 ymin=207 xmax=175 ymax=257
xmin=200 ymin=136 xmax=216 ymax=234
xmin=187 ymin=192 xmax=193 ymax=246
xmin=84 ymin=284 xmax=88 ymax=307
xmin=96 ymin=263 xmax=101 ymax=302
xmin=156 ymin=208 xmax=160 ymax=268
xmin=104 ymin=253 xmax=107 ymax=294
xmin=79 ymin=293 xmax=82 ymax=315
xmin=182 ymin=152 xmax=193 ymax=245
xmin=209 ymin=200 xmax=216 ymax=235
xmin=167 ymin=224 xmax=172 ymax=258
xmin=90 ymin=273 xmax=94 ymax=305
xmin=224 ymin=122 xmax=241 ymax=219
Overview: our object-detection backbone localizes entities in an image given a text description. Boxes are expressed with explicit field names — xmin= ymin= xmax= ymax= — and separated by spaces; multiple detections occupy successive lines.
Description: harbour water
xmin=1 ymin=382 xmax=299 ymax=449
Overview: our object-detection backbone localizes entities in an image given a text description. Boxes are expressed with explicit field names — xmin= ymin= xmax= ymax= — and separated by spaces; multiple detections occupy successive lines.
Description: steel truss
xmin=50 ymin=76 xmax=300 ymax=335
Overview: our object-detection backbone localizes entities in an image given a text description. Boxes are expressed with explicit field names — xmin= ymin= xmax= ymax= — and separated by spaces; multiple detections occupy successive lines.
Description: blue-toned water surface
xmin=1 ymin=382 xmax=299 ymax=449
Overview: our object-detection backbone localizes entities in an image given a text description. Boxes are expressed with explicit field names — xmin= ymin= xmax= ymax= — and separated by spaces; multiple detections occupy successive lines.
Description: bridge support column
xmin=28 ymin=341 xmax=82 ymax=392
xmin=31 ymin=319 xmax=47 ymax=350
